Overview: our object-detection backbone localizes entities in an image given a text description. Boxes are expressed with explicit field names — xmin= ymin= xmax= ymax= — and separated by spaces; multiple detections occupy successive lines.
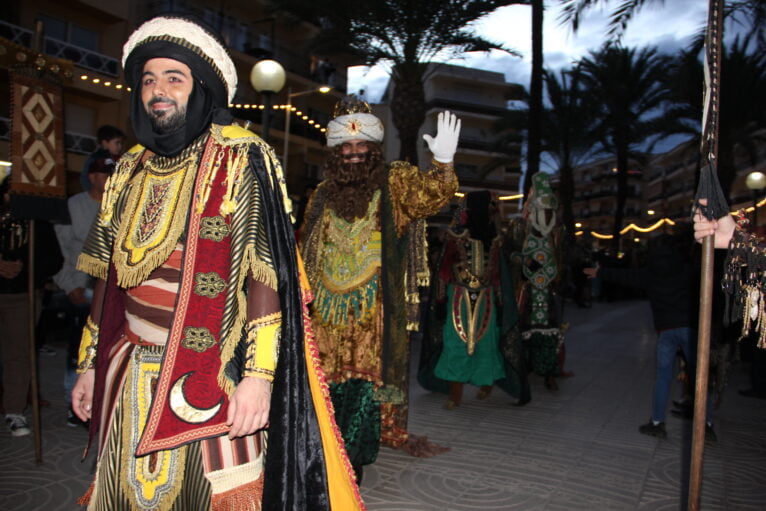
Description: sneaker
xmin=639 ymin=420 xmax=667 ymax=439
xmin=705 ymin=423 xmax=717 ymax=442
xmin=5 ymin=413 xmax=31 ymax=437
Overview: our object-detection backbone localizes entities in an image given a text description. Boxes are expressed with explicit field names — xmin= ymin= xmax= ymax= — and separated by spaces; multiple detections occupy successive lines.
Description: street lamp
xmin=746 ymin=171 xmax=766 ymax=226
xmin=282 ymin=85 xmax=332 ymax=173
xmin=250 ymin=59 xmax=285 ymax=139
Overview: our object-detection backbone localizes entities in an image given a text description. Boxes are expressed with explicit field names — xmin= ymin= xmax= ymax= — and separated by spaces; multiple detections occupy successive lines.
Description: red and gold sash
xmin=136 ymin=137 xmax=234 ymax=455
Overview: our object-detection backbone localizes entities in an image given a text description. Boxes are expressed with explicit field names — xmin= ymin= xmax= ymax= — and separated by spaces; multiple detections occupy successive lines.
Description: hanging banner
xmin=10 ymin=71 xmax=66 ymax=198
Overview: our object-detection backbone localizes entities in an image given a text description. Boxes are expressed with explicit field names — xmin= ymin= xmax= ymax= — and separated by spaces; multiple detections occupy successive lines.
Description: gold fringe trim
xmin=250 ymin=258 xmax=278 ymax=292
xmin=210 ymin=477 xmax=264 ymax=511
xmin=99 ymin=147 xmax=143 ymax=226
xmin=217 ymin=245 xmax=257 ymax=396
xmin=112 ymin=155 xmax=198 ymax=289
xmin=76 ymin=253 xmax=108 ymax=280
xmin=196 ymin=147 xmax=225 ymax=215
xmin=406 ymin=321 xmax=420 ymax=331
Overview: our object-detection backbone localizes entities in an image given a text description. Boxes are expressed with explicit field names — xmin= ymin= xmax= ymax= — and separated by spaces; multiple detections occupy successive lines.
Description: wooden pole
xmin=688 ymin=0 xmax=723 ymax=508
xmin=688 ymin=236 xmax=713 ymax=510
xmin=27 ymin=219 xmax=42 ymax=463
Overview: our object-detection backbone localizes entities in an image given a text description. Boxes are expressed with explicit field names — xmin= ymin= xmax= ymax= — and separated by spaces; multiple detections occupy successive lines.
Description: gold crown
xmin=332 ymin=96 xmax=372 ymax=119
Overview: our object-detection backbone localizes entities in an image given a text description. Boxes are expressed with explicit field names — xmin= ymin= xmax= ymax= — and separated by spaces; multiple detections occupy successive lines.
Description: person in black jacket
xmin=584 ymin=231 xmax=715 ymax=440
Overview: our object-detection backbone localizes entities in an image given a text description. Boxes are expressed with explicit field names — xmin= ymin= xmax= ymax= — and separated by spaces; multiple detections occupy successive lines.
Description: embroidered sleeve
xmin=76 ymin=315 xmax=99 ymax=373
xmin=388 ymin=159 xmax=458 ymax=236
xmin=245 ymin=166 xmax=278 ymax=292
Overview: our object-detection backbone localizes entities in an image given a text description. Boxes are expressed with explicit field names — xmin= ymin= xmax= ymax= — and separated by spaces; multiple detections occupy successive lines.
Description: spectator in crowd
xmin=53 ymin=156 xmax=113 ymax=427
xmin=79 ymin=125 xmax=125 ymax=192
xmin=585 ymin=230 xmax=716 ymax=441
xmin=0 ymin=172 xmax=61 ymax=436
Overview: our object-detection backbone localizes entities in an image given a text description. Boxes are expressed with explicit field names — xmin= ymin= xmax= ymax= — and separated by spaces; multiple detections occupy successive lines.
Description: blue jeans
xmin=652 ymin=327 xmax=713 ymax=423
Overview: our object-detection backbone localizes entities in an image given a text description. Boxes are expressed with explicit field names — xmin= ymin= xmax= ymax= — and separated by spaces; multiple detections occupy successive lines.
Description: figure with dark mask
xmin=69 ymin=16 xmax=361 ymax=510
xmin=300 ymin=98 xmax=459 ymax=479
xmin=425 ymin=191 xmax=525 ymax=409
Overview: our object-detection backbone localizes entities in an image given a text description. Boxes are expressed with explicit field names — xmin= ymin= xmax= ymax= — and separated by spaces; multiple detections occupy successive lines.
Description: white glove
xmin=423 ymin=111 xmax=461 ymax=163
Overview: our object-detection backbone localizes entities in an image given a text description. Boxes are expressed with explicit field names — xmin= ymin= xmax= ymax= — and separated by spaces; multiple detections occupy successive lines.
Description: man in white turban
xmin=300 ymin=97 xmax=460 ymax=481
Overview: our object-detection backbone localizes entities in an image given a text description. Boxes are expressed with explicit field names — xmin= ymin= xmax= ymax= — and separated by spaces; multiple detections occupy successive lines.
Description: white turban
xmin=326 ymin=113 xmax=384 ymax=147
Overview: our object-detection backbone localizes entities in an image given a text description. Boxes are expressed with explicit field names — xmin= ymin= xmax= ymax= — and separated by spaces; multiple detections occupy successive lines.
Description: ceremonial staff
xmin=690 ymin=0 xmax=727 ymax=509
xmin=7 ymin=21 xmax=71 ymax=463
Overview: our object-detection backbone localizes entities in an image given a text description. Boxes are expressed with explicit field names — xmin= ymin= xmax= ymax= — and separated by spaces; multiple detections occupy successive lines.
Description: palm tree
xmin=525 ymin=0 xmax=545 ymax=197
xmin=559 ymin=0 xmax=766 ymax=47
xmin=269 ymin=0 xmax=524 ymax=165
xmin=578 ymin=45 xmax=671 ymax=252
xmin=659 ymin=41 xmax=766 ymax=202
xmin=540 ymin=67 xmax=599 ymax=242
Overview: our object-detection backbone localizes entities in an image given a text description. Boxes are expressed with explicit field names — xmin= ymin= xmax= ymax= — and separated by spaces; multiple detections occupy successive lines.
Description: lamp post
xmin=746 ymin=171 xmax=766 ymax=227
xmin=250 ymin=59 xmax=285 ymax=140
xmin=282 ymin=85 xmax=332 ymax=173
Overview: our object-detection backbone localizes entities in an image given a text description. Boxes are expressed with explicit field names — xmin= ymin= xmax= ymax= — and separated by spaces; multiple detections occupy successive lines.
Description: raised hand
xmin=423 ymin=111 xmax=461 ymax=163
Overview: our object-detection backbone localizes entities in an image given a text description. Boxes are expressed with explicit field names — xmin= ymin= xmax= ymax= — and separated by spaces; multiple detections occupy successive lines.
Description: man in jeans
xmin=585 ymin=231 xmax=715 ymax=440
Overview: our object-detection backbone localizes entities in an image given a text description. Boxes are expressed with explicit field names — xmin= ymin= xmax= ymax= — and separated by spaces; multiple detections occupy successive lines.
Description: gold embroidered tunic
xmin=300 ymin=159 xmax=457 ymax=452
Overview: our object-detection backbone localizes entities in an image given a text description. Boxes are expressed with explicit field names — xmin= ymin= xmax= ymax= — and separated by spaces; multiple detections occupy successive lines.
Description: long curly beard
xmin=322 ymin=143 xmax=386 ymax=222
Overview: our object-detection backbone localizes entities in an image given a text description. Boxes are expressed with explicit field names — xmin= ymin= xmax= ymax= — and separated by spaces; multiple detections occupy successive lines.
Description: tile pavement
xmin=1 ymin=299 xmax=765 ymax=510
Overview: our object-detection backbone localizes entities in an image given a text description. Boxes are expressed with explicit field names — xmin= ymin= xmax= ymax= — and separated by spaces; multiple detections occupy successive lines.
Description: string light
xmin=582 ymin=218 xmax=677 ymax=239
xmin=228 ymin=103 xmax=328 ymax=131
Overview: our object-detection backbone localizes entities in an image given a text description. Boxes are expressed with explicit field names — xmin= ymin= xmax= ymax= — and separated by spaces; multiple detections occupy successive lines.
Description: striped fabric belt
xmin=124 ymin=327 xmax=162 ymax=347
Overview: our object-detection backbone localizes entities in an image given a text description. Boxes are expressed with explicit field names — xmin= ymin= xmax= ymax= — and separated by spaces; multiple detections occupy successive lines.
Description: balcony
xmin=0 ymin=20 xmax=119 ymax=76
xmin=426 ymin=99 xmax=510 ymax=117
xmin=458 ymin=136 xmax=504 ymax=153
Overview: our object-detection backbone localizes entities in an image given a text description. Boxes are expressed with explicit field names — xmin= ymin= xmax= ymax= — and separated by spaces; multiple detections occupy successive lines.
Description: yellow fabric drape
xmin=298 ymin=254 xmax=365 ymax=510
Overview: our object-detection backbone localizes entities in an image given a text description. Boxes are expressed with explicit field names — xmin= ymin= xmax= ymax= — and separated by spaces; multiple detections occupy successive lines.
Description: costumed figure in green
xmin=69 ymin=16 xmax=362 ymax=511
xmin=419 ymin=191 xmax=525 ymax=408
xmin=510 ymin=172 xmax=566 ymax=391
xmin=300 ymin=100 xmax=459 ymax=478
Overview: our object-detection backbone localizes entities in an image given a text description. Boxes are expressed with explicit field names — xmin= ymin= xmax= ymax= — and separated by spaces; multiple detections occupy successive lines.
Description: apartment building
xmin=376 ymin=62 xmax=525 ymax=219
xmin=571 ymin=156 xmax=646 ymax=244
xmin=0 ymin=0 xmax=353 ymax=197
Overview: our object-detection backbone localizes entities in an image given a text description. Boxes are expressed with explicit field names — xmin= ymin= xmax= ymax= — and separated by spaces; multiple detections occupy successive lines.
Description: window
xmin=63 ymin=103 xmax=95 ymax=135
xmin=37 ymin=14 xmax=99 ymax=51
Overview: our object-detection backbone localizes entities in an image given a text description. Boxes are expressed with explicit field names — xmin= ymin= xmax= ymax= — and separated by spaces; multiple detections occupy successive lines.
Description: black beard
xmin=146 ymin=98 xmax=187 ymax=134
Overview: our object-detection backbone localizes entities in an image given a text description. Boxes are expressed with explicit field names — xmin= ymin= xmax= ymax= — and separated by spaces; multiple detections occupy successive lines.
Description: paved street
xmin=2 ymin=299 xmax=765 ymax=510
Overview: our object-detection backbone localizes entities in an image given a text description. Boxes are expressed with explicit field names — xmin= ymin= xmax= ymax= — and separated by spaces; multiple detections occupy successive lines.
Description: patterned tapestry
xmin=10 ymin=71 xmax=66 ymax=197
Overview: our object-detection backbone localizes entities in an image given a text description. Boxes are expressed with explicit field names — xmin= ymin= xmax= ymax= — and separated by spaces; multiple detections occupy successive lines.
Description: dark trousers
xmin=0 ymin=293 xmax=31 ymax=414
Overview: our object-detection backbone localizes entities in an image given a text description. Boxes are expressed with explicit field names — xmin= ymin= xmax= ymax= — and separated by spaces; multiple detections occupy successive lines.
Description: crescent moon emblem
xmin=169 ymin=372 xmax=223 ymax=424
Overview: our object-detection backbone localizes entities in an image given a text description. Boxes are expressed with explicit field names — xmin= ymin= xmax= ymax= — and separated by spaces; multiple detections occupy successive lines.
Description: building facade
xmin=0 ymin=0 xmax=355 ymax=198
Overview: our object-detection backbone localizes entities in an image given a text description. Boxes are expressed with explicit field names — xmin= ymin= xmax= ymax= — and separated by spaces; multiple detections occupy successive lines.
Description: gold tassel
xmin=197 ymin=148 xmax=225 ymax=214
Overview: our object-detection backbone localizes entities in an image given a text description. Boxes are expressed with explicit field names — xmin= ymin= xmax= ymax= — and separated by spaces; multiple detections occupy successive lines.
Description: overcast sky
xmin=348 ymin=0 xmax=710 ymax=102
